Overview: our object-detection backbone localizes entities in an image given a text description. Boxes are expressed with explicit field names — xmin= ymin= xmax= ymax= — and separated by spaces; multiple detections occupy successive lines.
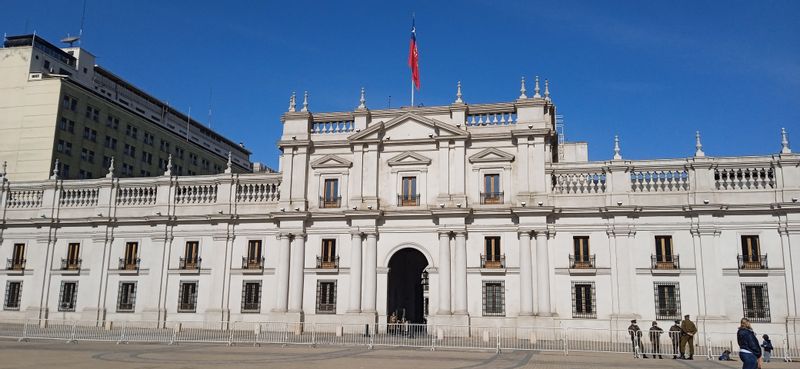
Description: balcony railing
xmin=179 ymin=257 xmax=201 ymax=270
xmin=397 ymin=194 xmax=420 ymax=207
xmin=6 ymin=258 xmax=25 ymax=271
xmin=480 ymin=254 xmax=506 ymax=268
xmin=242 ymin=256 xmax=264 ymax=270
xmin=316 ymin=256 xmax=339 ymax=269
xmin=241 ymin=302 xmax=260 ymax=313
xmin=651 ymin=255 xmax=680 ymax=270
xmin=480 ymin=192 xmax=504 ymax=205
xmin=319 ymin=196 xmax=341 ymax=208
xmin=569 ymin=255 xmax=595 ymax=269
xmin=738 ymin=254 xmax=768 ymax=270
xmin=118 ymin=257 xmax=141 ymax=271
xmin=60 ymin=258 xmax=82 ymax=270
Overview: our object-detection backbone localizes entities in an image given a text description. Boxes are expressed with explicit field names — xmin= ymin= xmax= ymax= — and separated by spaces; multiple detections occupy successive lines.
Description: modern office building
xmin=0 ymin=34 xmax=251 ymax=181
xmin=0 ymin=78 xmax=797 ymax=343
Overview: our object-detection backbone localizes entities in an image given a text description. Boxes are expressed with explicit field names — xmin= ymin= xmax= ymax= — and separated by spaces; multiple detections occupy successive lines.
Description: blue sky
xmin=2 ymin=0 xmax=798 ymax=168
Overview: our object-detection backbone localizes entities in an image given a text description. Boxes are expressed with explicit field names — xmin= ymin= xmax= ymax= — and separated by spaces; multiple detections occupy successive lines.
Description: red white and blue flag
xmin=408 ymin=18 xmax=420 ymax=90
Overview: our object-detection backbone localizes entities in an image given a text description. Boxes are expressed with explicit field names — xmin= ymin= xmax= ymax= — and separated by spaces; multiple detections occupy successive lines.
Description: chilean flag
xmin=408 ymin=18 xmax=420 ymax=90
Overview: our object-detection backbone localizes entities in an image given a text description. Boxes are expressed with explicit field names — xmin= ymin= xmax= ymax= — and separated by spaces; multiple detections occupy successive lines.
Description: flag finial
xmin=613 ymin=135 xmax=622 ymax=160
xmin=519 ymin=76 xmax=527 ymax=99
xmin=695 ymin=131 xmax=705 ymax=157
xmin=288 ymin=92 xmax=296 ymax=112
xmin=534 ymin=76 xmax=541 ymax=98
xmin=781 ymin=127 xmax=792 ymax=154
xmin=544 ymin=79 xmax=551 ymax=101
xmin=454 ymin=81 xmax=463 ymax=104
xmin=301 ymin=91 xmax=309 ymax=112
xmin=357 ymin=87 xmax=367 ymax=110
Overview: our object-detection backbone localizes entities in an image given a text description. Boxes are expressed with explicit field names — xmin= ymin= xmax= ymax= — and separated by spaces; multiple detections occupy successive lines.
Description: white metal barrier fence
xmin=2 ymin=319 xmax=797 ymax=361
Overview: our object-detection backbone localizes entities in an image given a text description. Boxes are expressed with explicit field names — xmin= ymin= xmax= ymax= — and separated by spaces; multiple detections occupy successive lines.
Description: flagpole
xmin=411 ymin=79 xmax=414 ymax=107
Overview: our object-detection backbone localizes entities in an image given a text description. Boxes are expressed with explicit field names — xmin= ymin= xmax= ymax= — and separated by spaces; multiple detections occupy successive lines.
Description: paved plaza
xmin=0 ymin=340 xmax=794 ymax=369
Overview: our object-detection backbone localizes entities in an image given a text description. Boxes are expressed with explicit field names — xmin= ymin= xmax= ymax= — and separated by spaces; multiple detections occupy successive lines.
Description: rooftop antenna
xmin=207 ymin=86 xmax=213 ymax=128
xmin=60 ymin=0 xmax=86 ymax=47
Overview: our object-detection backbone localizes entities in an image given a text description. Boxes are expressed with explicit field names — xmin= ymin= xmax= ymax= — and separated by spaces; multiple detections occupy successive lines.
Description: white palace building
xmin=0 ymin=78 xmax=799 ymax=339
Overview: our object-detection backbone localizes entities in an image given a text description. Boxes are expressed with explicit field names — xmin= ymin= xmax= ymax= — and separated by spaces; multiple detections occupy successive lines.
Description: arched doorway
xmin=386 ymin=248 xmax=429 ymax=323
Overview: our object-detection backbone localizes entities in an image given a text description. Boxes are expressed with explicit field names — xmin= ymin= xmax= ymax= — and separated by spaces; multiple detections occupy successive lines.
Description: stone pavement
xmin=0 ymin=340 xmax=794 ymax=369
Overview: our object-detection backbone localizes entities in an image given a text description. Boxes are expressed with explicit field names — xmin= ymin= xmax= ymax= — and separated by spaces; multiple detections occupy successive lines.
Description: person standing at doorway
xmin=679 ymin=314 xmax=697 ymax=360
xmin=649 ymin=321 xmax=664 ymax=359
xmin=628 ymin=320 xmax=647 ymax=358
xmin=669 ymin=320 xmax=682 ymax=359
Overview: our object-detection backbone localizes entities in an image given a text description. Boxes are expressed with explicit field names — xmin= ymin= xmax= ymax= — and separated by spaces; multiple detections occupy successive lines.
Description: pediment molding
xmin=468 ymin=147 xmax=515 ymax=163
xmin=310 ymin=154 xmax=352 ymax=169
xmin=387 ymin=151 xmax=432 ymax=166
xmin=348 ymin=112 xmax=468 ymax=142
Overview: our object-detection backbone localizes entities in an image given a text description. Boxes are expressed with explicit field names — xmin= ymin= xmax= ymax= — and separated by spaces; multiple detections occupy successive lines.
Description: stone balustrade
xmin=311 ymin=119 xmax=355 ymax=134
xmin=466 ymin=110 xmax=517 ymax=127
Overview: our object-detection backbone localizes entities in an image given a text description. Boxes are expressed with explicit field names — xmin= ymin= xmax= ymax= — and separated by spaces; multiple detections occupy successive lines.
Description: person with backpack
xmin=761 ymin=334 xmax=773 ymax=363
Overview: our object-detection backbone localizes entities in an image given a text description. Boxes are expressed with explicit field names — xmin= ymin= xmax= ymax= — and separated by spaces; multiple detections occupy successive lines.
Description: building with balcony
xmin=0 ymin=78 xmax=798 ymax=343
xmin=0 ymin=34 xmax=252 ymax=181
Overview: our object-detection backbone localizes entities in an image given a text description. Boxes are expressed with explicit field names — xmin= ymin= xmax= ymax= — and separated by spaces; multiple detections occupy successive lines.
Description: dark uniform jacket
xmin=737 ymin=327 xmax=762 ymax=358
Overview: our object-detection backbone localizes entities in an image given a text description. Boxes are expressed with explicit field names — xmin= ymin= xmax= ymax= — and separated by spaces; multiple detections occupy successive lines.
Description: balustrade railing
xmin=179 ymin=257 xmax=201 ymax=270
xmin=631 ymin=170 xmax=689 ymax=192
xmin=6 ymin=189 xmax=43 ymax=208
xmin=316 ymin=256 xmax=339 ymax=269
xmin=236 ymin=182 xmax=279 ymax=203
xmin=60 ymin=258 xmax=82 ymax=270
xmin=569 ymin=255 xmax=595 ymax=269
xmin=175 ymin=184 xmax=217 ymax=204
xmin=553 ymin=172 xmax=607 ymax=194
xmin=312 ymin=120 xmax=355 ymax=134
xmin=242 ymin=257 xmax=264 ymax=270
xmin=738 ymin=254 xmax=767 ymax=270
xmin=466 ymin=111 xmax=517 ymax=126
xmin=60 ymin=188 xmax=99 ymax=207
xmin=117 ymin=186 xmax=157 ymax=206
xmin=651 ymin=255 xmax=680 ymax=270
xmin=715 ymin=167 xmax=774 ymax=190
xmin=118 ymin=258 xmax=141 ymax=271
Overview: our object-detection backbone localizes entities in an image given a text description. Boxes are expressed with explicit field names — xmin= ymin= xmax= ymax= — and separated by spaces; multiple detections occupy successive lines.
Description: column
xmin=535 ymin=231 xmax=551 ymax=316
xmin=518 ymin=231 xmax=533 ymax=316
xmin=273 ymin=233 xmax=291 ymax=312
xmin=288 ymin=234 xmax=305 ymax=312
xmin=348 ymin=232 xmax=363 ymax=313
xmin=362 ymin=233 xmax=377 ymax=313
xmin=437 ymin=232 xmax=452 ymax=315
xmin=453 ymin=232 xmax=468 ymax=315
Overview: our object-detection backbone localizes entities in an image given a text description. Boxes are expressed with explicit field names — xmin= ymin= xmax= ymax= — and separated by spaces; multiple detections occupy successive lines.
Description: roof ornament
xmin=613 ymin=135 xmax=622 ymax=160
xmin=519 ymin=76 xmax=527 ymax=99
xmin=105 ymin=156 xmax=115 ymax=178
xmin=288 ymin=92 xmax=296 ymax=112
xmin=781 ymin=127 xmax=792 ymax=154
xmin=51 ymin=158 xmax=60 ymax=179
xmin=695 ymin=131 xmax=705 ymax=157
xmin=454 ymin=81 xmax=464 ymax=104
xmin=533 ymin=76 xmax=541 ymax=98
xmin=164 ymin=154 xmax=173 ymax=176
xmin=544 ymin=79 xmax=551 ymax=101
xmin=1 ymin=161 xmax=6 ymax=178
xmin=301 ymin=91 xmax=309 ymax=112
xmin=357 ymin=87 xmax=367 ymax=110
xmin=225 ymin=151 xmax=233 ymax=174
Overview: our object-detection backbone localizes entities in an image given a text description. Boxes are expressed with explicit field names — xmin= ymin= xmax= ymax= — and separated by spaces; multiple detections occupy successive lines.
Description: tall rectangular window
xmin=9 ymin=243 xmax=25 ymax=270
xmin=121 ymin=242 xmax=139 ymax=270
xmin=245 ymin=240 xmax=263 ymax=268
xmin=400 ymin=176 xmax=417 ymax=206
xmin=654 ymin=236 xmax=673 ymax=262
xmin=316 ymin=281 xmax=336 ymax=314
xmin=482 ymin=174 xmax=502 ymax=204
xmin=483 ymin=237 xmax=503 ymax=268
xmin=322 ymin=178 xmax=340 ymax=208
xmin=572 ymin=236 xmax=592 ymax=268
xmin=58 ymin=281 xmax=78 ymax=312
xmin=4 ymin=281 xmax=22 ymax=310
xmin=740 ymin=235 xmax=762 ymax=267
xmin=572 ymin=282 xmax=596 ymax=318
xmin=178 ymin=281 xmax=198 ymax=313
xmin=654 ymin=282 xmax=681 ymax=320
xmin=117 ymin=282 xmax=137 ymax=313
xmin=64 ymin=243 xmax=81 ymax=270
xmin=741 ymin=283 xmax=770 ymax=322
xmin=183 ymin=241 xmax=200 ymax=269
xmin=241 ymin=281 xmax=261 ymax=313
xmin=320 ymin=239 xmax=337 ymax=268
xmin=482 ymin=281 xmax=505 ymax=316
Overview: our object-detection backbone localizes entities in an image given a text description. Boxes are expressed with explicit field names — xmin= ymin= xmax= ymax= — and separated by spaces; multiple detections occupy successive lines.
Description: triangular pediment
xmin=387 ymin=151 xmax=432 ymax=166
xmin=468 ymin=147 xmax=515 ymax=163
xmin=348 ymin=112 xmax=468 ymax=142
xmin=310 ymin=154 xmax=352 ymax=169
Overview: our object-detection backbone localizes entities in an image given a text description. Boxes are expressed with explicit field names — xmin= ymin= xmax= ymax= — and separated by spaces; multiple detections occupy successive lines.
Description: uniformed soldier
xmin=679 ymin=314 xmax=697 ymax=360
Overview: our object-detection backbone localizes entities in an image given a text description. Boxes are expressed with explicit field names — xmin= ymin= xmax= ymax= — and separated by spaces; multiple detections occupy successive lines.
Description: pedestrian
xmin=669 ymin=320 xmax=682 ymax=359
xmin=679 ymin=314 xmax=697 ymax=360
xmin=649 ymin=321 xmax=664 ymax=359
xmin=719 ymin=349 xmax=733 ymax=361
xmin=627 ymin=319 xmax=647 ymax=358
xmin=761 ymin=334 xmax=773 ymax=363
xmin=737 ymin=317 xmax=762 ymax=369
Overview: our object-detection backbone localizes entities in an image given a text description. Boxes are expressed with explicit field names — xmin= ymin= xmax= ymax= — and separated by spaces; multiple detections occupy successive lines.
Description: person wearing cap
xmin=668 ymin=319 xmax=682 ymax=359
xmin=628 ymin=319 xmax=647 ymax=358
xmin=649 ymin=321 xmax=664 ymax=359
xmin=680 ymin=314 xmax=698 ymax=359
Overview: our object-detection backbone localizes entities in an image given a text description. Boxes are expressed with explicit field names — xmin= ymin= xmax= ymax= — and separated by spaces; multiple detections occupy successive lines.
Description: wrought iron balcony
xmin=480 ymin=192 xmax=504 ymax=205
xmin=241 ymin=302 xmax=260 ymax=313
xmin=569 ymin=254 xmax=595 ymax=269
xmin=60 ymin=258 xmax=82 ymax=270
xmin=118 ymin=257 xmax=141 ymax=271
xmin=316 ymin=256 xmax=339 ymax=269
xmin=397 ymin=194 xmax=420 ymax=207
xmin=738 ymin=254 xmax=767 ymax=270
xmin=480 ymin=254 xmax=506 ymax=269
xmin=6 ymin=258 xmax=25 ymax=271
xmin=651 ymin=254 xmax=680 ymax=270
xmin=242 ymin=256 xmax=264 ymax=270
xmin=319 ymin=196 xmax=341 ymax=208
xmin=179 ymin=257 xmax=202 ymax=270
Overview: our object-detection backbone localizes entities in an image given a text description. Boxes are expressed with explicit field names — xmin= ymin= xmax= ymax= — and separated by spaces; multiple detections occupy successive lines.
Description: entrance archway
xmin=386 ymin=248 xmax=429 ymax=323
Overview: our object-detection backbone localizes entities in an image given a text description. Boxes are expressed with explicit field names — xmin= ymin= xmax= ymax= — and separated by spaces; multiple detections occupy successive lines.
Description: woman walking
xmin=737 ymin=318 xmax=762 ymax=369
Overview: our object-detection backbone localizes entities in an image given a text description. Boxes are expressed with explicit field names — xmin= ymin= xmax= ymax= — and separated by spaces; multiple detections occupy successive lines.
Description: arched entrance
xmin=386 ymin=248 xmax=429 ymax=323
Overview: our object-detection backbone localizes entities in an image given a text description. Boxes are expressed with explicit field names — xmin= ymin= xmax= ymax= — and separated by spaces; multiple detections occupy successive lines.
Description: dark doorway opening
xmin=386 ymin=248 xmax=428 ymax=324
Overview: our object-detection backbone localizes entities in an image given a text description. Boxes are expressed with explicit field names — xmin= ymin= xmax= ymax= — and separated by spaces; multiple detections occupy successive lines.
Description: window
xmin=482 ymin=237 xmax=503 ymax=268
xmin=652 ymin=235 xmax=677 ymax=269
xmin=201 ymin=158 xmax=210 ymax=170
xmin=116 ymin=282 xmax=136 ymax=312
xmin=57 ymin=139 xmax=72 ymax=155
xmin=175 ymin=146 xmax=185 ymax=159
xmin=141 ymin=151 xmax=153 ymax=165
xmin=9 ymin=243 xmax=25 ymax=270
xmin=58 ymin=281 xmax=78 ymax=312
xmin=4 ymin=281 xmax=22 ymax=310
xmin=106 ymin=115 xmax=119 ymax=129
xmin=82 ymin=127 xmax=97 ymax=142
xmin=482 ymin=281 xmax=505 ymax=316
xmin=80 ymin=148 xmax=95 ymax=163
xmin=121 ymin=163 xmax=133 ymax=177
xmin=104 ymin=136 xmax=118 ymax=149
xmin=482 ymin=174 xmax=502 ymax=204
xmin=319 ymin=239 xmax=337 ymax=268
xmin=189 ymin=153 xmax=198 ymax=166
xmin=244 ymin=240 xmax=262 ymax=269
xmin=125 ymin=124 xmax=138 ymax=139
xmin=85 ymin=105 xmax=99 ymax=122
xmin=241 ymin=281 xmax=261 ymax=313
xmin=741 ymin=283 xmax=770 ymax=322
xmin=59 ymin=118 xmax=75 ymax=133
xmin=571 ymin=236 xmax=593 ymax=268
xmin=143 ymin=132 xmax=154 ymax=145
xmin=123 ymin=144 xmax=136 ymax=158
xmin=316 ymin=281 xmax=336 ymax=314
xmin=58 ymin=162 xmax=70 ymax=178
xmin=182 ymin=241 xmax=200 ymax=269
xmin=399 ymin=176 xmax=418 ymax=206
xmin=63 ymin=243 xmax=81 ymax=270
xmin=178 ymin=281 xmax=198 ymax=312
xmin=120 ymin=242 xmax=139 ymax=270
xmin=160 ymin=140 xmax=170 ymax=153
xmin=322 ymin=178 xmax=340 ymax=208
xmin=102 ymin=156 xmax=113 ymax=169
xmin=62 ymin=95 xmax=78 ymax=111
xmin=572 ymin=282 xmax=596 ymax=318
xmin=654 ymin=282 xmax=681 ymax=320
xmin=740 ymin=235 xmax=765 ymax=269
xmin=139 ymin=169 xmax=151 ymax=177
xmin=78 ymin=169 xmax=93 ymax=179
